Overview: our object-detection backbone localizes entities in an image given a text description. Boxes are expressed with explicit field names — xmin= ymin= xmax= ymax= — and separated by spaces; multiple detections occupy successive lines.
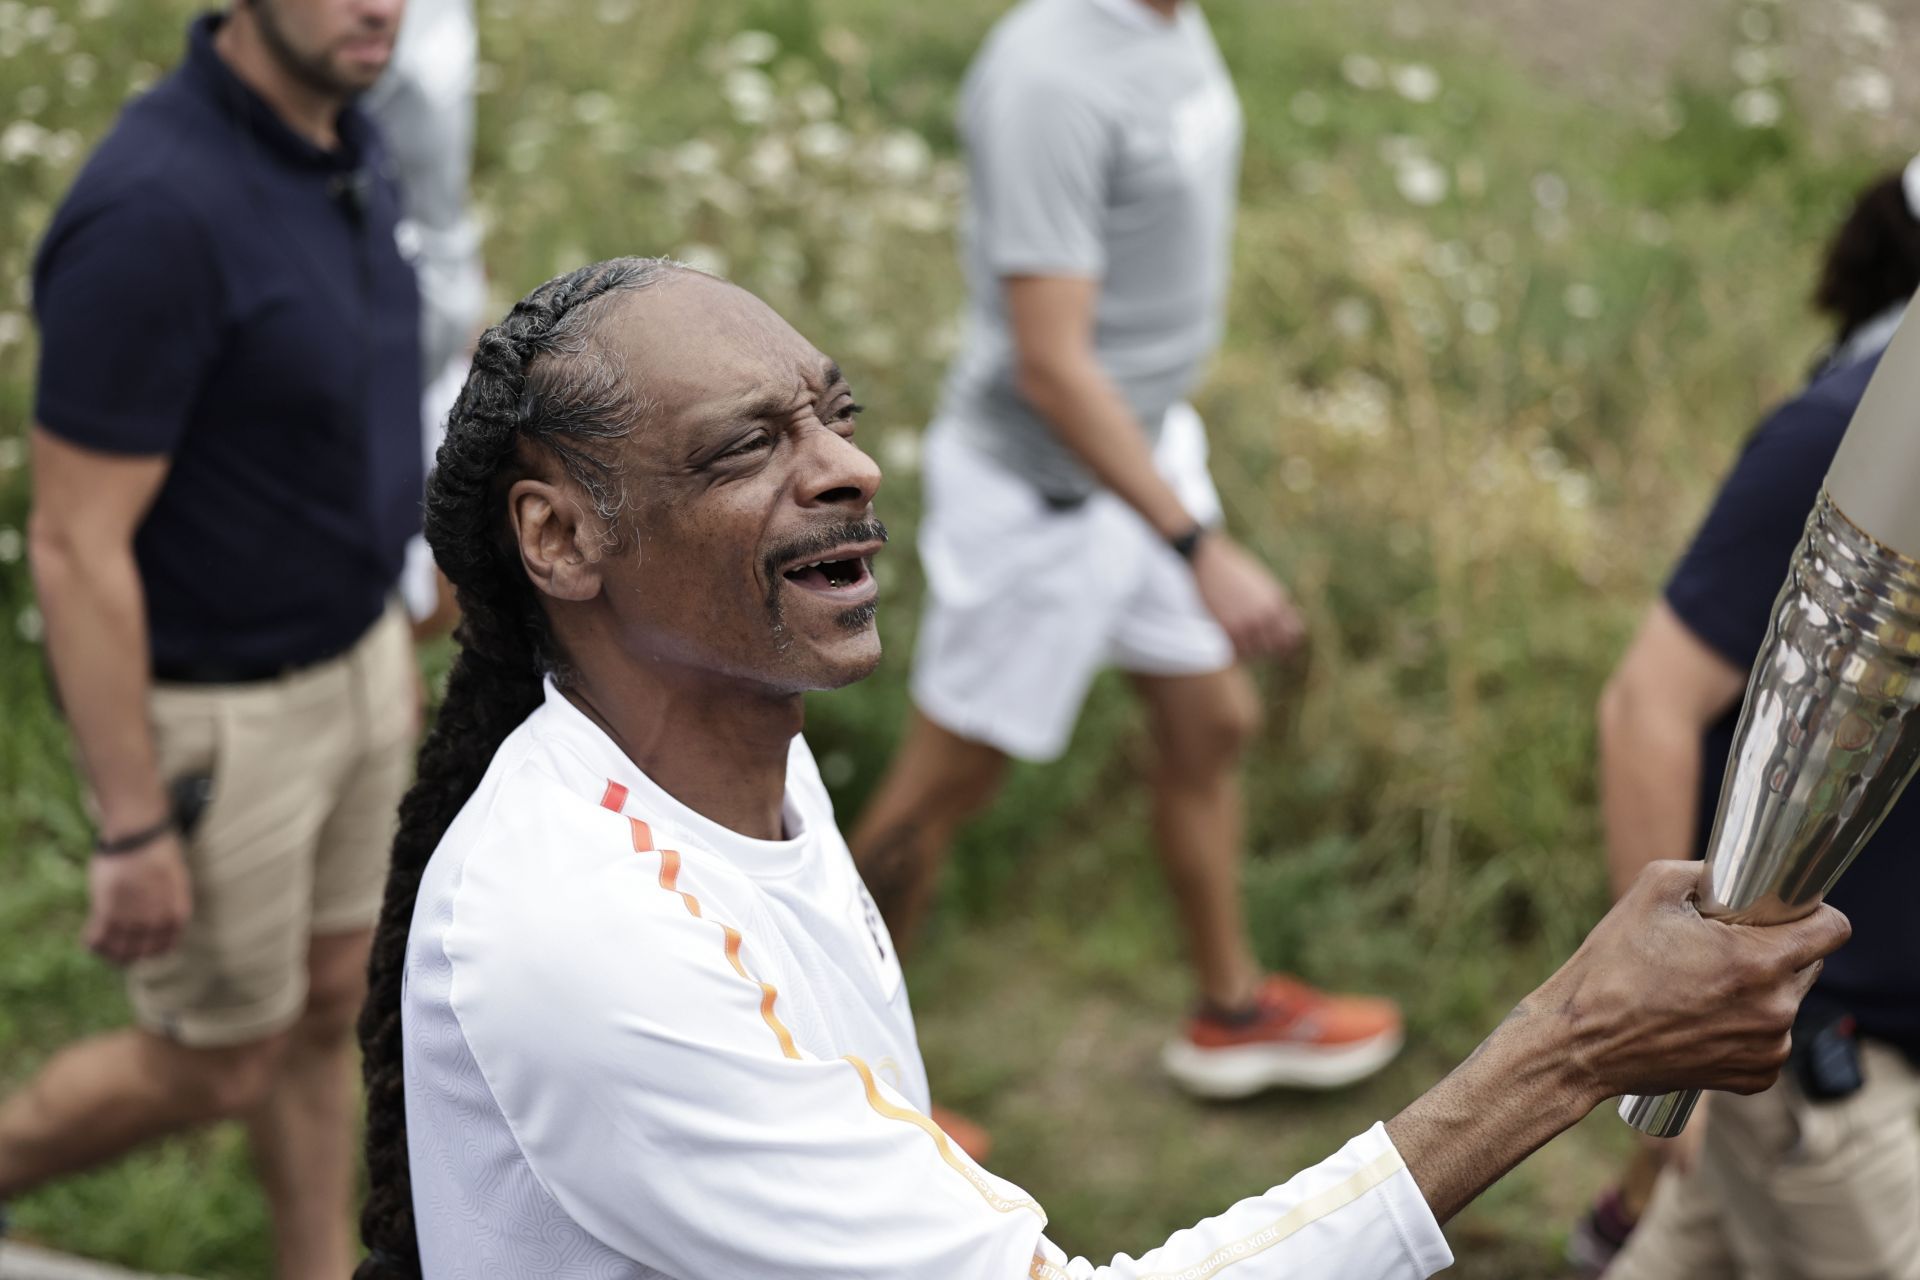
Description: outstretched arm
xmin=1386 ymin=860 xmax=1841 ymax=1223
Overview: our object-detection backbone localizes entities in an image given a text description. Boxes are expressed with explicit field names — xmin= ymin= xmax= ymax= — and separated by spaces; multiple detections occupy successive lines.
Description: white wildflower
xmin=1563 ymin=282 xmax=1602 ymax=320
xmin=79 ymin=0 xmax=117 ymax=17
xmin=16 ymin=83 xmax=44 ymax=114
xmin=1395 ymin=155 xmax=1448 ymax=206
xmin=1331 ymin=296 xmax=1372 ymax=339
xmin=722 ymin=67 xmax=774 ymax=125
xmin=0 ymin=526 xmax=19 ymax=563
xmin=1731 ymin=45 xmax=1775 ymax=87
xmin=1737 ymin=6 xmax=1772 ymax=42
xmin=1839 ymin=1 xmax=1892 ymax=49
xmin=1557 ymin=473 xmax=1593 ymax=510
xmin=795 ymin=121 xmax=852 ymax=163
xmin=881 ymin=431 xmax=922 ymax=476
xmin=0 ymin=119 xmax=46 ymax=162
xmin=1731 ymin=87 xmax=1782 ymax=128
xmin=1463 ymin=298 xmax=1500 ymax=335
xmin=673 ymin=138 xmax=720 ymax=176
xmin=0 ymin=436 xmax=22 ymax=470
xmin=1833 ymin=66 xmax=1893 ymax=116
xmin=0 ymin=311 xmax=24 ymax=345
xmin=594 ymin=0 xmax=635 ymax=21
xmin=63 ymin=51 xmax=93 ymax=89
xmin=1632 ymin=209 xmax=1671 ymax=245
xmin=1340 ymin=53 xmax=1383 ymax=90
xmin=1531 ymin=171 xmax=1568 ymax=211
xmin=1391 ymin=62 xmax=1440 ymax=103
xmin=17 ymin=604 xmax=42 ymax=644
xmin=1424 ymin=240 xmax=1469 ymax=279
xmin=794 ymin=83 xmax=837 ymax=122
xmin=1289 ymin=90 xmax=1328 ymax=125
xmin=725 ymin=29 xmax=778 ymax=66
xmin=572 ymin=90 xmax=614 ymax=125
xmin=744 ymin=135 xmax=793 ymax=187
xmin=873 ymin=129 xmax=930 ymax=183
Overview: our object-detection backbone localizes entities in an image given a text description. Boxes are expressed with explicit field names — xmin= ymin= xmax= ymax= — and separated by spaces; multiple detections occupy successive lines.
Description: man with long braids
xmin=359 ymin=257 xmax=1849 ymax=1279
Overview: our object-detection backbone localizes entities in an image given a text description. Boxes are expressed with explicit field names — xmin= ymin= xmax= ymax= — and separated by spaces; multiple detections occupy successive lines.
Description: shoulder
xmin=429 ymin=755 xmax=763 ymax=1035
xmin=1738 ymin=357 xmax=1873 ymax=476
xmin=40 ymin=88 xmax=233 ymax=269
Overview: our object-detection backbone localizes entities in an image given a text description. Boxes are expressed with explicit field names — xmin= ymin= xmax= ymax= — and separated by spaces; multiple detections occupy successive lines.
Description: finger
xmin=1632 ymin=859 xmax=1706 ymax=907
xmin=94 ymin=925 xmax=138 ymax=966
xmin=1767 ymin=904 xmax=1852 ymax=972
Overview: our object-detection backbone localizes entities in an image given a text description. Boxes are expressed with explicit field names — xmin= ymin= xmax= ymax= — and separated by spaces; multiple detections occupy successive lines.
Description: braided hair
xmin=356 ymin=256 xmax=682 ymax=1278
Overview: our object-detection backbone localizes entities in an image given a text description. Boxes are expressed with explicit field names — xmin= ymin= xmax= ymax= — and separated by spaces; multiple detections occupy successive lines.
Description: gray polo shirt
xmin=936 ymin=0 xmax=1242 ymax=500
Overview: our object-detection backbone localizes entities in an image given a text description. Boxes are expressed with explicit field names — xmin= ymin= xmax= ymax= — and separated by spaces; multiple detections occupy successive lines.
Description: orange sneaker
xmin=930 ymin=1103 xmax=994 ymax=1164
xmin=1161 ymin=974 xmax=1404 ymax=1099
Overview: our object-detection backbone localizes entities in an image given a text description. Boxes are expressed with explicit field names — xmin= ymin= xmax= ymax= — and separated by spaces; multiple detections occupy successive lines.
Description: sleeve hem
xmin=32 ymin=404 xmax=178 ymax=459
xmin=1369 ymin=1124 xmax=1455 ymax=1276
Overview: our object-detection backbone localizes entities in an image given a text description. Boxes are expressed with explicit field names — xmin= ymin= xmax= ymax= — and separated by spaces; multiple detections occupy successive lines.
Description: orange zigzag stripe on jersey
xmin=843 ymin=1055 xmax=1044 ymax=1222
xmin=621 ymin=802 xmax=800 ymax=1061
xmin=599 ymin=780 xmax=629 ymax=813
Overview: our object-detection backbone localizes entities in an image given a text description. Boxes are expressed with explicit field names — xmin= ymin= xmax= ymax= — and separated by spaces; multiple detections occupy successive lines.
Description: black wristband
xmin=94 ymin=816 xmax=176 ymax=857
xmin=1168 ymin=522 xmax=1209 ymax=562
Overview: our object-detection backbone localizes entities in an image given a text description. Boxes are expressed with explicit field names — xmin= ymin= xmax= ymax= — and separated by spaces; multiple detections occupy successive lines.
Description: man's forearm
xmin=1017 ymin=354 xmax=1194 ymax=537
xmin=1597 ymin=692 xmax=1702 ymax=900
xmin=1385 ymin=999 xmax=1598 ymax=1224
xmin=30 ymin=533 xmax=167 ymax=836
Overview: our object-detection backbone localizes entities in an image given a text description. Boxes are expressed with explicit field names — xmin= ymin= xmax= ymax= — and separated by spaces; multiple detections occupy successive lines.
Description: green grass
xmin=0 ymin=0 xmax=1904 ymax=1274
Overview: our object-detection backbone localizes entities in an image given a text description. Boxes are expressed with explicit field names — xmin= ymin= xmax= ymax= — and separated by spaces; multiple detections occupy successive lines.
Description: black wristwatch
xmin=94 ymin=815 xmax=177 ymax=857
xmin=1168 ymin=522 xmax=1209 ymax=562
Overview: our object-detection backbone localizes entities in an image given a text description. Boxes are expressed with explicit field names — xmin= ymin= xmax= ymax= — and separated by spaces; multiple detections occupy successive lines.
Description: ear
xmin=507 ymin=478 xmax=606 ymax=603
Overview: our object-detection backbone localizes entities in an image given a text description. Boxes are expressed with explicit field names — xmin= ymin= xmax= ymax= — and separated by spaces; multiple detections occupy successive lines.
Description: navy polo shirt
xmin=33 ymin=14 xmax=423 ymax=674
xmin=1666 ymin=351 xmax=1920 ymax=1056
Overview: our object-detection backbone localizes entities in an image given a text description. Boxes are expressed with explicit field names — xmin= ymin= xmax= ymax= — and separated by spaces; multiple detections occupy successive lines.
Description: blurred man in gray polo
xmin=854 ymin=0 xmax=1403 ymax=1103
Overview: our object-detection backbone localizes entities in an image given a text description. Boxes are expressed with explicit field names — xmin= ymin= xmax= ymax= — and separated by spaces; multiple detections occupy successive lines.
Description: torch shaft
xmin=1621 ymin=491 xmax=1920 ymax=1137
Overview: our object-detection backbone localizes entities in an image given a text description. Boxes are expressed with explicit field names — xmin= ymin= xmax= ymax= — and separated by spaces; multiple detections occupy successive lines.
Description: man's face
xmin=576 ymin=275 xmax=887 ymax=696
xmin=247 ymin=0 xmax=403 ymax=97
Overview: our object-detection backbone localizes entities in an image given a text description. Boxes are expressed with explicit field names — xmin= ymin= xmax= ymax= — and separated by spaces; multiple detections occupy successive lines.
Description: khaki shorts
xmin=1609 ymin=1040 xmax=1920 ymax=1280
xmin=129 ymin=603 xmax=416 ymax=1048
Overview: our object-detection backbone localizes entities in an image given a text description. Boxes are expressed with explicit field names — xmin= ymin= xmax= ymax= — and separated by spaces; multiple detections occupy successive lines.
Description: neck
xmin=213 ymin=10 xmax=346 ymax=150
xmin=1138 ymin=0 xmax=1181 ymax=17
xmin=563 ymin=660 xmax=803 ymax=843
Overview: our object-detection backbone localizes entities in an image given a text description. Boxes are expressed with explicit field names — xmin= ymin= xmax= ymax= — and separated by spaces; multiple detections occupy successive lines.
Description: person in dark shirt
xmin=1573 ymin=162 xmax=1920 ymax=1279
xmin=0 ymin=2 xmax=418 ymax=1274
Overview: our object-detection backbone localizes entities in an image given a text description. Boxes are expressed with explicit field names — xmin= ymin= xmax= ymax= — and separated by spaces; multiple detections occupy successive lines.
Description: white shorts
xmin=910 ymin=402 xmax=1234 ymax=763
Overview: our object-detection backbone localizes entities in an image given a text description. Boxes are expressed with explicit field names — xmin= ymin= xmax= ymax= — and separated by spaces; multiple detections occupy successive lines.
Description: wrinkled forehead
xmin=600 ymin=273 xmax=834 ymax=428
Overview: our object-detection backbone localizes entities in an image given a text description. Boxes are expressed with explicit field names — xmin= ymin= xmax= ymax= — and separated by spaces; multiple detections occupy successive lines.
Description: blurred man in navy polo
xmin=1574 ymin=162 xmax=1920 ymax=1280
xmin=1 ymin=1 xmax=417 ymax=1274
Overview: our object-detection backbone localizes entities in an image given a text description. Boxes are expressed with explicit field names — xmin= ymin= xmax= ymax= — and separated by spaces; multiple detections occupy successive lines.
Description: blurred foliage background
xmin=0 ymin=0 xmax=1910 ymax=1274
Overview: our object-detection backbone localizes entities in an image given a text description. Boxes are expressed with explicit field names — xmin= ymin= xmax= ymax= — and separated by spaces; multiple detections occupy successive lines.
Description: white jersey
xmin=402 ymin=682 xmax=1453 ymax=1278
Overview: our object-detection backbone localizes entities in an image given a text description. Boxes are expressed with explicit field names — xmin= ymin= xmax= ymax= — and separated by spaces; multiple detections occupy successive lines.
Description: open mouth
xmin=782 ymin=555 xmax=871 ymax=593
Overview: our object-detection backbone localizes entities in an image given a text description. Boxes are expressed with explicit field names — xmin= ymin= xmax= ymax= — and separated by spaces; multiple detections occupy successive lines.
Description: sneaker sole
xmin=1160 ymin=1027 xmax=1405 ymax=1098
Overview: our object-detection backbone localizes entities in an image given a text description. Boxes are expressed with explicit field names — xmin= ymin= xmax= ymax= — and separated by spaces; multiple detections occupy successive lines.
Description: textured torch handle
xmin=1619 ymin=1087 xmax=1700 ymax=1138
xmin=1617 ymin=491 xmax=1920 ymax=1139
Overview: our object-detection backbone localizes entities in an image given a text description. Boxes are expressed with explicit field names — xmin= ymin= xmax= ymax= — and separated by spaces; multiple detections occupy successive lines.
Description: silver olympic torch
xmin=1619 ymin=309 xmax=1920 ymax=1138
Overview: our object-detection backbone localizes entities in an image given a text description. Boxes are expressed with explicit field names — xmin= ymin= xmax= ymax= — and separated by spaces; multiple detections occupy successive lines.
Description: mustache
xmin=763 ymin=518 xmax=889 ymax=580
